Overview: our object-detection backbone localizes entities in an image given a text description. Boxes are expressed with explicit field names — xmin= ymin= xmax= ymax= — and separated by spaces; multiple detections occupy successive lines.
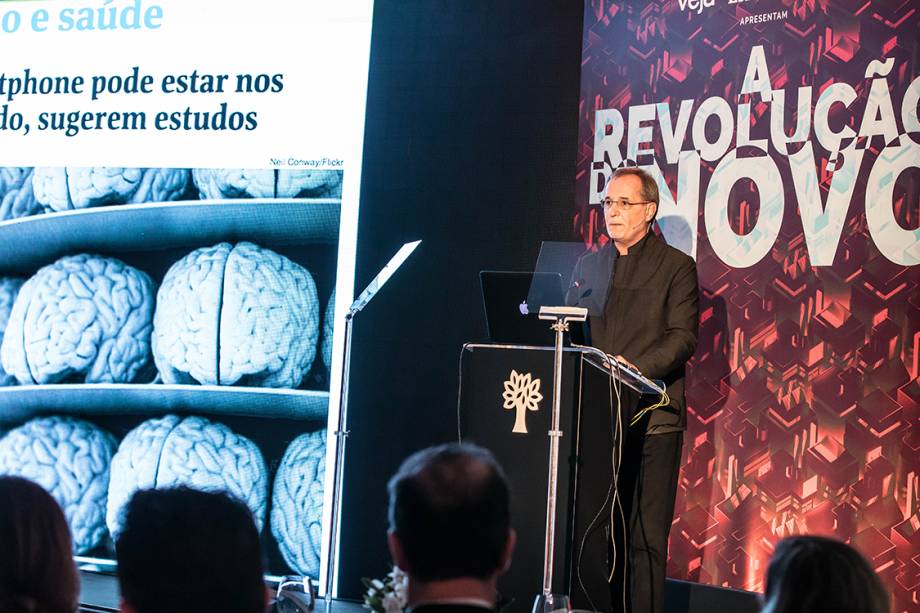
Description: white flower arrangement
xmin=362 ymin=566 xmax=408 ymax=613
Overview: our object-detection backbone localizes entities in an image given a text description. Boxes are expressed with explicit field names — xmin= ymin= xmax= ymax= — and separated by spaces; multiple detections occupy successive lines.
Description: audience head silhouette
xmin=762 ymin=535 xmax=889 ymax=613
xmin=387 ymin=443 xmax=515 ymax=608
xmin=116 ymin=487 xmax=267 ymax=613
xmin=0 ymin=476 xmax=79 ymax=613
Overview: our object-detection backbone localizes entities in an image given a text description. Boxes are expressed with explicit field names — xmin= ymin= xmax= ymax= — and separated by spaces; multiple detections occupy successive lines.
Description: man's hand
xmin=615 ymin=355 xmax=639 ymax=372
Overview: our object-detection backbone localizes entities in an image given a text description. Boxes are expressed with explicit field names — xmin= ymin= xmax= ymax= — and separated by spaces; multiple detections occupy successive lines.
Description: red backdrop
xmin=577 ymin=2 xmax=919 ymax=611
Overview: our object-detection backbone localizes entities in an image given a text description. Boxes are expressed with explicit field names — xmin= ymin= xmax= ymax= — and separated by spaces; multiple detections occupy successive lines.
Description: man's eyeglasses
xmin=602 ymin=197 xmax=652 ymax=211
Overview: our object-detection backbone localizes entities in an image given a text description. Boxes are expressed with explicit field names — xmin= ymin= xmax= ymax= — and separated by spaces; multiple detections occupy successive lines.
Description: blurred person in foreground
xmin=387 ymin=443 xmax=516 ymax=613
xmin=0 ymin=475 xmax=80 ymax=613
xmin=115 ymin=487 xmax=269 ymax=613
xmin=762 ymin=535 xmax=889 ymax=613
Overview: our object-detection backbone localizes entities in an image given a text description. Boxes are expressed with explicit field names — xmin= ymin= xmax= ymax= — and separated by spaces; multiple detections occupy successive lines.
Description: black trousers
xmin=607 ymin=428 xmax=683 ymax=613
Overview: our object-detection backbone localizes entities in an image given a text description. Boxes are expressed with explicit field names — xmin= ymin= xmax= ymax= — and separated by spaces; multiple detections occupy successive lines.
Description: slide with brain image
xmin=0 ymin=164 xmax=340 ymax=576
xmin=0 ymin=0 xmax=373 ymax=583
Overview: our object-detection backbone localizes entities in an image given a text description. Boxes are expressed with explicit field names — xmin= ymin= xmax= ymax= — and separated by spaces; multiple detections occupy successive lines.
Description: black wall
xmin=338 ymin=1 xmax=585 ymax=599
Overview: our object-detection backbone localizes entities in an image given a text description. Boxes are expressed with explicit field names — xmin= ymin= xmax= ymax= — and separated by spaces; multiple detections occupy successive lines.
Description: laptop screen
xmin=479 ymin=271 xmax=564 ymax=345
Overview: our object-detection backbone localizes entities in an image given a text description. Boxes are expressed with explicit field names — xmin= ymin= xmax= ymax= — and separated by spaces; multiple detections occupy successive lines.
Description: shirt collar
xmin=617 ymin=229 xmax=655 ymax=257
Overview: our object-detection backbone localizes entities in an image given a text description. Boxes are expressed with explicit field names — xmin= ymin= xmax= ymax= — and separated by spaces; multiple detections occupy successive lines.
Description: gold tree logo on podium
xmin=502 ymin=370 xmax=543 ymax=433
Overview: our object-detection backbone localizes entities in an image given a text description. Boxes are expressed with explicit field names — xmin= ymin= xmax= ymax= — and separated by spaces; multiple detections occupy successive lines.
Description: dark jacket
xmin=567 ymin=232 xmax=699 ymax=433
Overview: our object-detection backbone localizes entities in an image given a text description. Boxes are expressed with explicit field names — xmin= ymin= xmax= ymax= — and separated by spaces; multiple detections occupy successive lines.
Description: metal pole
xmin=541 ymin=317 xmax=568 ymax=600
xmin=324 ymin=309 xmax=355 ymax=611
xmin=318 ymin=240 xmax=421 ymax=612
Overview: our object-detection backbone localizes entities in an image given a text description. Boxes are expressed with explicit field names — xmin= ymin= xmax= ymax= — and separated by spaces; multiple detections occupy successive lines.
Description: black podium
xmin=458 ymin=343 xmax=649 ymax=612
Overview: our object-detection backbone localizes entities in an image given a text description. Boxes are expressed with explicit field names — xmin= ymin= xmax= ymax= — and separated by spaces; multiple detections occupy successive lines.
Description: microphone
xmin=611 ymin=219 xmax=652 ymax=251
xmin=566 ymin=277 xmax=591 ymax=306
xmin=566 ymin=278 xmax=592 ymax=306
xmin=626 ymin=218 xmax=650 ymax=236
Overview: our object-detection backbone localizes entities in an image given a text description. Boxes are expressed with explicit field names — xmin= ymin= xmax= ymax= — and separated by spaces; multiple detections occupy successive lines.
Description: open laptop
xmin=479 ymin=270 xmax=566 ymax=346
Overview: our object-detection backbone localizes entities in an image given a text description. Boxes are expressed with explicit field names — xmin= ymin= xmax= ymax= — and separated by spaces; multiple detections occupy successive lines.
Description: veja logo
xmin=678 ymin=0 xmax=715 ymax=14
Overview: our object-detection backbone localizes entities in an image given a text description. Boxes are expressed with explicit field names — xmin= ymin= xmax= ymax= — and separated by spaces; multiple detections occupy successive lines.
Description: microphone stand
xmin=322 ymin=241 xmax=421 ymax=611
xmin=532 ymin=305 xmax=587 ymax=613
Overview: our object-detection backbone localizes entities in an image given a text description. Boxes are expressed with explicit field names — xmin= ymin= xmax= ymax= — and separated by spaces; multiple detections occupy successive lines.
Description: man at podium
xmin=567 ymin=166 xmax=699 ymax=613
